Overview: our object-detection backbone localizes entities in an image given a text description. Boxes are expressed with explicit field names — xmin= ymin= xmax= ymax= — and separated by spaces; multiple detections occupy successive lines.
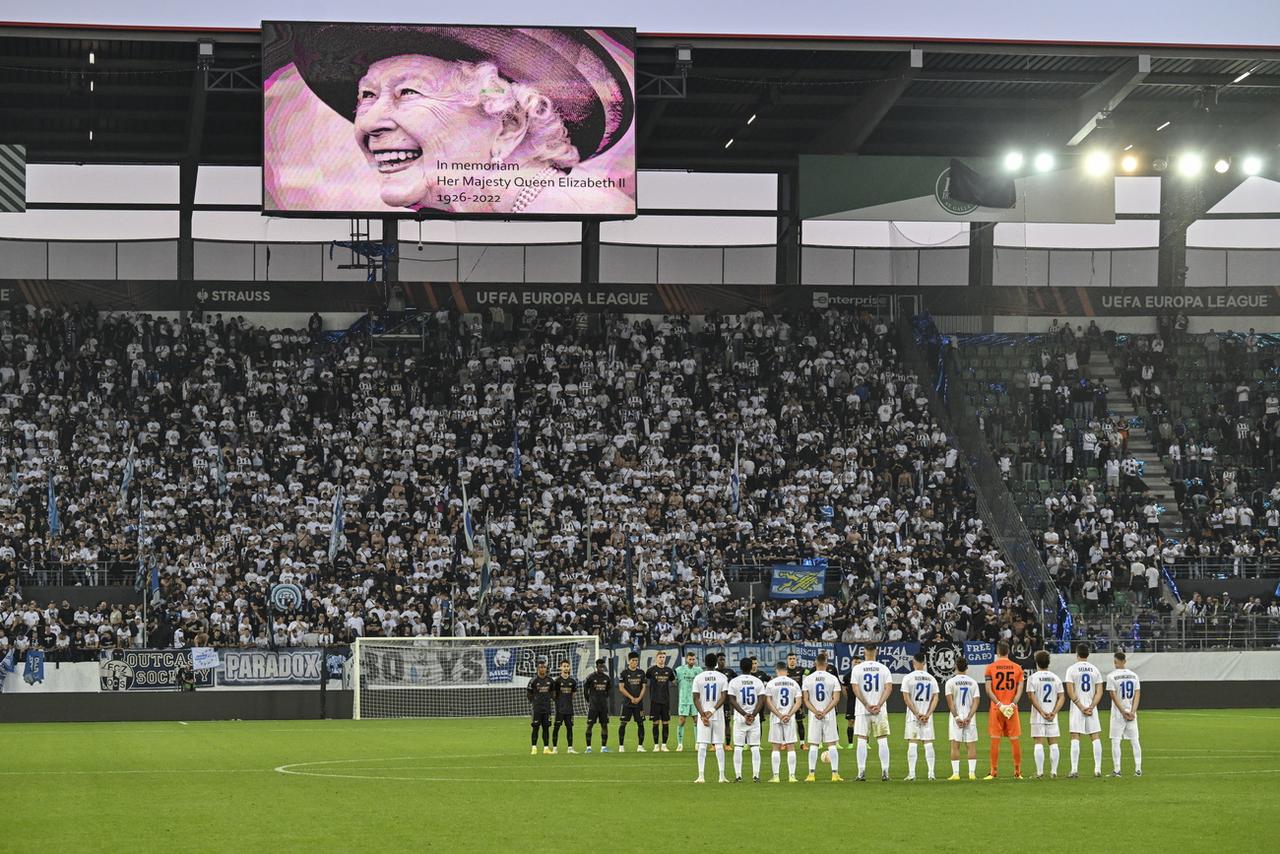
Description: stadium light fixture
xmin=1033 ymin=152 xmax=1055 ymax=172
xmin=1242 ymin=155 xmax=1263 ymax=176
xmin=88 ymin=51 xmax=95 ymax=65
xmin=1177 ymin=153 xmax=1203 ymax=177
xmin=1123 ymin=143 xmax=1134 ymax=151
xmin=724 ymin=138 xmax=734 ymax=149
xmin=746 ymin=113 xmax=757 ymax=125
xmin=89 ymin=80 xmax=94 ymax=92
xmin=1156 ymin=120 xmax=1171 ymax=131
xmin=1233 ymin=68 xmax=1254 ymax=84
xmin=1120 ymin=154 xmax=1139 ymax=173
xmin=88 ymin=130 xmax=93 ymax=141
xmin=1213 ymin=158 xmax=1231 ymax=174
xmin=1084 ymin=151 xmax=1112 ymax=176
xmin=1003 ymin=151 xmax=1024 ymax=171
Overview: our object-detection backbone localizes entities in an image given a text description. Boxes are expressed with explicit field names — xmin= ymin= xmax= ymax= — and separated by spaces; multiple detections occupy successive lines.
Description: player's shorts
xmin=586 ymin=705 xmax=610 ymax=725
xmin=678 ymin=699 xmax=696 ymax=717
xmin=904 ymin=715 xmax=935 ymax=741
xmin=531 ymin=710 xmax=551 ymax=726
xmin=1030 ymin=714 xmax=1061 ymax=739
xmin=1109 ymin=712 xmax=1139 ymax=740
xmin=988 ymin=709 xmax=1022 ymax=738
xmin=696 ymin=714 xmax=726 ymax=745
xmin=650 ymin=703 xmax=671 ymax=721
xmin=620 ymin=704 xmax=645 ymax=724
xmin=554 ymin=712 xmax=573 ymax=724
xmin=769 ymin=717 xmax=797 ymax=745
xmin=808 ymin=713 xmax=839 ymax=745
xmin=854 ymin=710 xmax=891 ymax=739
xmin=948 ymin=715 xmax=978 ymax=743
xmin=732 ymin=716 xmax=761 ymax=747
xmin=1069 ymin=706 xmax=1102 ymax=735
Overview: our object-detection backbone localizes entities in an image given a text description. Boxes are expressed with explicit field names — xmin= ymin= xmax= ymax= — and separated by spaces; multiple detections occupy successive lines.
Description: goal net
xmin=352 ymin=636 xmax=601 ymax=719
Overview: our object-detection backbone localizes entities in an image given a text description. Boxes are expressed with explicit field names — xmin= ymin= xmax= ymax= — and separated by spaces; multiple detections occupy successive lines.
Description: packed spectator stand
xmin=956 ymin=320 xmax=1280 ymax=648
xmin=0 ymin=304 xmax=1040 ymax=661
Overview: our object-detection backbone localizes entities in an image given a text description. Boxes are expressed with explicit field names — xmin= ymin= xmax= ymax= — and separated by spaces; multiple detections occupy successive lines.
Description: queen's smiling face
xmin=353 ymin=55 xmax=504 ymax=208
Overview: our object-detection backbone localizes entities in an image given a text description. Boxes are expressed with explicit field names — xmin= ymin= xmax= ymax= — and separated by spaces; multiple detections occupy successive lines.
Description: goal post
xmin=351 ymin=636 xmax=601 ymax=720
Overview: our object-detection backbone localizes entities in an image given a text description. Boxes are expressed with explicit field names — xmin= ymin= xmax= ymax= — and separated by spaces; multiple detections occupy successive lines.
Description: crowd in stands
xmin=0 ymin=304 xmax=1039 ymax=659
xmin=966 ymin=320 xmax=1280 ymax=621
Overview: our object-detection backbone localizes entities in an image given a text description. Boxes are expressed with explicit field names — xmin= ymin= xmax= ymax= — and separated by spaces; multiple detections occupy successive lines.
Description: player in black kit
xmin=786 ymin=653 xmax=808 ymax=748
xmin=717 ymin=653 xmax=737 ymax=747
xmin=645 ymin=651 xmax=676 ymax=751
xmin=582 ymin=658 xmax=612 ymax=753
xmin=551 ymin=660 xmax=578 ymax=754
xmin=843 ymin=650 xmax=863 ymax=748
xmin=527 ymin=660 xmax=555 ymax=754
xmin=617 ymin=652 xmax=648 ymax=752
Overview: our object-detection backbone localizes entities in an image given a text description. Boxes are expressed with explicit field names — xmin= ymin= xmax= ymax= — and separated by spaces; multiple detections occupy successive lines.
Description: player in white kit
xmin=727 ymin=658 xmax=767 ymax=783
xmin=900 ymin=652 xmax=939 ymax=781
xmin=1064 ymin=642 xmax=1104 ymax=778
xmin=690 ymin=653 xmax=730 ymax=783
xmin=944 ymin=657 xmax=980 ymax=780
xmin=1026 ymin=649 xmax=1065 ymax=778
xmin=801 ymin=652 xmax=844 ymax=782
xmin=849 ymin=641 xmax=895 ymax=781
xmin=764 ymin=661 xmax=802 ymax=783
xmin=1106 ymin=651 xmax=1143 ymax=777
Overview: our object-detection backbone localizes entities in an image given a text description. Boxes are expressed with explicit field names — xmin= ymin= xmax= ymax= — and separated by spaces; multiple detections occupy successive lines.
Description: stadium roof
xmin=1 ymin=21 xmax=1278 ymax=171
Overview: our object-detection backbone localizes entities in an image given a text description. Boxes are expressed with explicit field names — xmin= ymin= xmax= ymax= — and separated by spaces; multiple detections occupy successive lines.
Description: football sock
xmin=697 ymin=745 xmax=707 ymax=777
xmin=847 ymin=723 xmax=855 ymax=744
xmin=638 ymin=725 xmax=645 ymax=746
xmin=1050 ymin=743 xmax=1060 ymax=774
xmin=541 ymin=723 xmax=550 ymax=746
xmin=715 ymin=747 xmax=726 ymax=779
xmin=1011 ymin=740 xmax=1022 ymax=774
xmin=585 ymin=726 xmax=593 ymax=747
xmin=908 ymin=743 xmax=919 ymax=777
xmin=663 ymin=724 xmax=669 ymax=744
xmin=1131 ymin=737 xmax=1142 ymax=773
xmin=601 ymin=726 xmax=608 ymax=747
xmin=552 ymin=721 xmax=562 ymax=747
xmin=751 ymin=746 xmax=761 ymax=778
xmin=677 ymin=725 xmax=684 ymax=747
xmin=808 ymin=745 xmax=820 ymax=773
xmin=531 ymin=724 xmax=539 ymax=747
xmin=1111 ymin=738 xmax=1122 ymax=773
xmin=827 ymin=745 xmax=839 ymax=774
xmin=1092 ymin=739 xmax=1103 ymax=774
xmin=1034 ymin=743 xmax=1045 ymax=775
xmin=565 ymin=722 xmax=573 ymax=748
xmin=856 ymin=739 xmax=868 ymax=775
xmin=951 ymin=759 xmax=960 ymax=776
xmin=772 ymin=750 xmax=781 ymax=776
xmin=989 ymin=740 xmax=1001 ymax=774
xmin=1070 ymin=739 xmax=1081 ymax=773
xmin=967 ymin=758 xmax=977 ymax=776
xmin=877 ymin=739 xmax=889 ymax=773
xmin=618 ymin=723 xmax=626 ymax=746
xmin=733 ymin=748 xmax=743 ymax=778
xmin=787 ymin=751 xmax=797 ymax=777
xmin=924 ymin=743 xmax=936 ymax=776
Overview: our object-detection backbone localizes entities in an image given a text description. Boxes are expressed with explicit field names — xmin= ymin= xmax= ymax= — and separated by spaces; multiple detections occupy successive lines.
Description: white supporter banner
xmin=191 ymin=647 xmax=220 ymax=671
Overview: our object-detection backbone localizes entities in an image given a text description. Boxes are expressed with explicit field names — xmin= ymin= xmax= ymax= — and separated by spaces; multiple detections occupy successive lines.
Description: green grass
xmin=3 ymin=710 xmax=1280 ymax=852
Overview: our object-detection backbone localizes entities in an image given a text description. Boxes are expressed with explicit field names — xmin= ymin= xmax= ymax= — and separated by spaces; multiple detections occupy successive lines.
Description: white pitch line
xmin=0 ymin=768 xmax=268 ymax=776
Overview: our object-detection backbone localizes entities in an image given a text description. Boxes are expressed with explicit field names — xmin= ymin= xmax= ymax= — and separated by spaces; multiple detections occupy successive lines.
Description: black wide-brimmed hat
xmin=267 ymin=22 xmax=635 ymax=161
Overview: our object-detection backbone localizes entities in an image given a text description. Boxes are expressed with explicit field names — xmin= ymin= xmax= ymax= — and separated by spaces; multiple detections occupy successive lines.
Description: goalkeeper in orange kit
xmin=984 ymin=641 xmax=1025 ymax=779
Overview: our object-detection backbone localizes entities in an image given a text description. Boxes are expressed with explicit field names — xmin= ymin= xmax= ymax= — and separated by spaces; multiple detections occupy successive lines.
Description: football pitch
xmin=4 ymin=710 xmax=1279 ymax=852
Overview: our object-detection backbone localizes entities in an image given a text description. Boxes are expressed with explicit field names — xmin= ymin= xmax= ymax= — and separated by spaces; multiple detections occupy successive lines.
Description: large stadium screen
xmin=261 ymin=21 xmax=637 ymax=219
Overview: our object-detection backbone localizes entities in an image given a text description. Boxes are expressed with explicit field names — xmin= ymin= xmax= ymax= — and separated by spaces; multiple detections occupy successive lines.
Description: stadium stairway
xmin=1087 ymin=351 xmax=1183 ymax=608
xmin=1085 ymin=352 xmax=1182 ymax=540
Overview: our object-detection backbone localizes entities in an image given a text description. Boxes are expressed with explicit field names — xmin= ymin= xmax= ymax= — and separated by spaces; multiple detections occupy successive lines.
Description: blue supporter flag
xmin=730 ymin=438 xmax=741 ymax=515
xmin=23 ymin=649 xmax=45 ymax=684
xmin=46 ymin=471 xmax=60 ymax=536
xmin=149 ymin=563 xmax=161 ymax=605
xmin=769 ymin=563 xmax=826 ymax=599
xmin=512 ymin=423 xmax=522 ymax=481
xmin=328 ymin=487 xmax=345 ymax=562
xmin=120 ymin=442 xmax=135 ymax=500
xmin=215 ymin=445 xmax=228 ymax=498
xmin=460 ymin=473 xmax=475 ymax=551
xmin=134 ymin=500 xmax=147 ymax=593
